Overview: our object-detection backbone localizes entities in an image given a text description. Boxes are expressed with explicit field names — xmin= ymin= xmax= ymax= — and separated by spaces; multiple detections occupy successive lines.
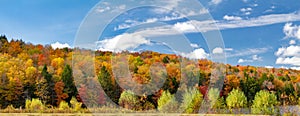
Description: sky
xmin=1 ymin=0 xmax=300 ymax=69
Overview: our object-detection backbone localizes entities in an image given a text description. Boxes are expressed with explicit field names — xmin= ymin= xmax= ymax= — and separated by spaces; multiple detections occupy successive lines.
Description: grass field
xmin=0 ymin=113 xmax=268 ymax=116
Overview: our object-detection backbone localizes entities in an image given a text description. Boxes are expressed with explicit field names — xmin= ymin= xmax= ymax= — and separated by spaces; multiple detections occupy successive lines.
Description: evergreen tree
xmin=98 ymin=66 xmax=122 ymax=104
xmin=41 ymin=65 xmax=56 ymax=106
xmin=61 ymin=64 xmax=77 ymax=103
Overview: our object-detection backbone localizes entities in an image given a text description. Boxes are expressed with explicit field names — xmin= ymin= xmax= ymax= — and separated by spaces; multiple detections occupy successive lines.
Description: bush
xmin=157 ymin=90 xmax=179 ymax=112
xmin=70 ymin=97 xmax=82 ymax=112
xmin=118 ymin=90 xmax=141 ymax=111
xmin=59 ymin=101 xmax=70 ymax=111
xmin=25 ymin=99 xmax=31 ymax=110
xmin=226 ymin=88 xmax=247 ymax=112
xmin=251 ymin=90 xmax=278 ymax=115
xmin=208 ymin=88 xmax=220 ymax=109
xmin=142 ymin=101 xmax=155 ymax=110
xmin=25 ymin=99 xmax=45 ymax=112
xmin=180 ymin=88 xmax=203 ymax=113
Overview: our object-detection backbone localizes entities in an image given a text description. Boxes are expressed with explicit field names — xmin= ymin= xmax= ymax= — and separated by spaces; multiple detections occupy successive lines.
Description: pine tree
xmin=61 ymin=64 xmax=77 ymax=103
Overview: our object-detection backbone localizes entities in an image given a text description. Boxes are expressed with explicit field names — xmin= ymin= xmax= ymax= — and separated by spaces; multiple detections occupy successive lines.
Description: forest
xmin=1 ymin=35 xmax=300 ymax=115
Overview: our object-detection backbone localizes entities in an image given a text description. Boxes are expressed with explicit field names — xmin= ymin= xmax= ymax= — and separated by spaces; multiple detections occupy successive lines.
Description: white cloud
xmin=139 ymin=12 xmax=300 ymax=36
xmin=265 ymin=66 xmax=274 ymax=69
xmin=173 ymin=22 xmax=196 ymax=32
xmin=238 ymin=59 xmax=249 ymax=63
xmin=210 ymin=0 xmax=223 ymax=5
xmin=275 ymin=23 xmax=300 ymax=66
xmin=150 ymin=0 xmax=183 ymax=14
xmin=223 ymin=15 xmax=242 ymax=21
xmin=238 ymin=55 xmax=262 ymax=63
xmin=240 ymin=7 xmax=252 ymax=15
xmin=190 ymin=43 xmax=199 ymax=48
xmin=252 ymin=55 xmax=262 ymax=61
xmin=290 ymin=40 xmax=296 ymax=45
xmin=276 ymin=57 xmax=300 ymax=66
xmin=212 ymin=47 xmax=224 ymax=54
xmin=179 ymin=48 xmax=209 ymax=59
xmin=275 ymin=45 xmax=300 ymax=57
xmin=51 ymin=42 xmax=71 ymax=49
xmin=240 ymin=7 xmax=252 ymax=12
xmin=291 ymin=67 xmax=300 ymax=70
xmin=116 ymin=12 xmax=300 ymax=32
xmin=244 ymin=12 xmax=251 ymax=15
xmin=96 ymin=33 xmax=150 ymax=52
xmin=283 ymin=23 xmax=300 ymax=39
xmin=224 ymin=48 xmax=233 ymax=51
xmin=95 ymin=6 xmax=111 ymax=13
xmin=114 ymin=15 xmax=182 ymax=31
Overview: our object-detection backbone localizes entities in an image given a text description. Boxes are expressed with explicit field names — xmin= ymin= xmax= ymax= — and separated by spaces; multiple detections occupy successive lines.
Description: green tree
xmin=251 ymin=90 xmax=278 ymax=115
xmin=35 ymin=77 xmax=50 ymax=104
xmin=61 ymin=64 xmax=77 ymax=103
xmin=208 ymin=88 xmax=225 ymax=110
xmin=41 ymin=65 xmax=56 ymax=106
xmin=180 ymin=88 xmax=203 ymax=113
xmin=158 ymin=90 xmax=179 ymax=112
xmin=226 ymin=88 xmax=247 ymax=112
xmin=98 ymin=66 xmax=121 ymax=104
xmin=118 ymin=90 xmax=141 ymax=111
xmin=240 ymin=75 xmax=260 ymax=105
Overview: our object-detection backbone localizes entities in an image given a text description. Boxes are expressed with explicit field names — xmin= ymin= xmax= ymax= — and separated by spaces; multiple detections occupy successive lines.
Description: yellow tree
xmin=51 ymin=57 xmax=65 ymax=76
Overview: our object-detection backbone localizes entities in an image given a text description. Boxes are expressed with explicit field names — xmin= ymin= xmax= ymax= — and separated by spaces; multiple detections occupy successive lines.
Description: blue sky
xmin=1 ymin=0 xmax=300 ymax=69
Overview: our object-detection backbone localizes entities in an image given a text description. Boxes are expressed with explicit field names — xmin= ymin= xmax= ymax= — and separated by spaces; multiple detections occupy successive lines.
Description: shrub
xmin=118 ymin=90 xmax=141 ymax=111
xmin=226 ymin=88 xmax=247 ymax=112
xmin=4 ymin=105 xmax=15 ymax=113
xmin=208 ymin=88 xmax=220 ymax=109
xmin=180 ymin=88 xmax=203 ymax=113
xmin=26 ymin=99 xmax=45 ymax=112
xmin=70 ymin=97 xmax=82 ymax=112
xmin=157 ymin=90 xmax=179 ymax=112
xmin=25 ymin=99 xmax=31 ymax=110
xmin=142 ymin=101 xmax=155 ymax=110
xmin=251 ymin=90 xmax=278 ymax=115
xmin=59 ymin=101 xmax=70 ymax=111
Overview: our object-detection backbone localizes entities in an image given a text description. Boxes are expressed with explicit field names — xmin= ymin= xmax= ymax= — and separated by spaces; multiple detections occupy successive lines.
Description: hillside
xmin=1 ymin=35 xmax=300 ymax=114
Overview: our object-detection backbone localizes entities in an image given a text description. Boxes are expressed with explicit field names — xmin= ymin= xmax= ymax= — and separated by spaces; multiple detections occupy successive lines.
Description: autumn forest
xmin=1 ymin=35 xmax=300 ymax=115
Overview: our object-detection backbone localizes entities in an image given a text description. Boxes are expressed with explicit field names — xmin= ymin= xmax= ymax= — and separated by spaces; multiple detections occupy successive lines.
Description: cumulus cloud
xmin=283 ymin=23 xmax=300 ymax=39
xmin=238 ymin=59 xmax=249 ymax=63
xmin=223 ymin=15 xmax=242 ymax=21
xmin=238 ymin=55 xmax=262 ymax=63
xmin=173 ymin=22 xmax=196 ymax=32
xmin=179 ymin=48 xmax=209 ymax=59
xmin=240 ymin=7 xmax=252 ymax=15
xmin=265 ymin=66 xmax=274 ymax=69
xmin=96 ymin=33 xmax=150 ymax=52
xmin=276 ymin=57 xmax=300 ymax=66
xmin=275 ymin=23 xmax=300 ymax=66
xmin=240 ymin=7 xmax=252 ymax=12
xmin=291 ymin=67 xmax=300 ymax=70
xmin=51 ymin=42 xmax=71 ymax=49
xmin=275 ymin=45 xmax=300 ymax=57
xmin=212 ymin=47 xmax=224 ymax=54
xmin=190 ymin=43 xmax=199 ymax=48
xmin=290 ymin=40 xmax=296 ymax=45
xmin=252 ymin=55 xmax=262 ymax=61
